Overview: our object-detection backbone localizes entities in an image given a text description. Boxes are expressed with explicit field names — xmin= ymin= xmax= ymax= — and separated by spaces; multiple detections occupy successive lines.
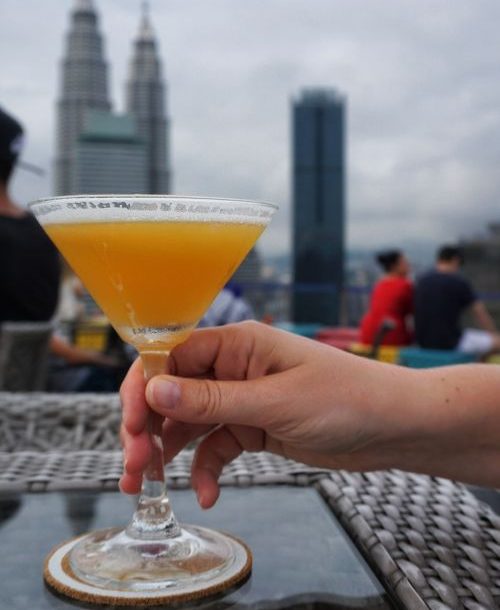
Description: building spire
xmin=126 ymin=0 xmax=170 ymax=193
xmin=138 ymin=0 xmax=155 ymax=42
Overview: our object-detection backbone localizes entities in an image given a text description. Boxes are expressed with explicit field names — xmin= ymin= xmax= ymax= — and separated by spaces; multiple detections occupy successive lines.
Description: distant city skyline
xmin=55 ymin=0 xmax=170 ymax=196
xmin=4 ymin=0 xmax=500 ymax=259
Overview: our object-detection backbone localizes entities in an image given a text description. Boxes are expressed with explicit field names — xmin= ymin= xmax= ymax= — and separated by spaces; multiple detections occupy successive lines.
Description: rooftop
xmin=296 ymin=87 xmax=345 ymax=106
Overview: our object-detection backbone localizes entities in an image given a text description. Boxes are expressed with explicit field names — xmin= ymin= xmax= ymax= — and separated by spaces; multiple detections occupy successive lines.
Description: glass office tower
xmin=292 ymin=88 xmax=346 ymax=325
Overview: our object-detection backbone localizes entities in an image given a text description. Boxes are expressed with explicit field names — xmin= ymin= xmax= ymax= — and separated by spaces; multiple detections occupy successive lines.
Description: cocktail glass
xmin=30 ymin=195 xmax=277 ymax=598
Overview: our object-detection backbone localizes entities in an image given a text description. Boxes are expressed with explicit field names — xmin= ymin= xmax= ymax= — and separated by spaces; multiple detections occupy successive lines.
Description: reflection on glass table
xmin=0 ymin=486 xmax=393 ymax=609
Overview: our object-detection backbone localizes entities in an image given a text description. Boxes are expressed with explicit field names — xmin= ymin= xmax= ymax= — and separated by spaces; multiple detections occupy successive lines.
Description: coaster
xmin=44 ymin=529 xmax=252 ymax=607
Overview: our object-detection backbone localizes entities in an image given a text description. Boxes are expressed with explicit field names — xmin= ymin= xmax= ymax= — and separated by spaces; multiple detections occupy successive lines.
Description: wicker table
xmin=1 ymin=393 xmax=500 ymax=609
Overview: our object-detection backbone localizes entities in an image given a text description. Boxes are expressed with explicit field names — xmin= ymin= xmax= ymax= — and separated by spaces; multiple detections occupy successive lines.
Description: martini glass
xmin=31 ymin=195 xmax=276 ymax=598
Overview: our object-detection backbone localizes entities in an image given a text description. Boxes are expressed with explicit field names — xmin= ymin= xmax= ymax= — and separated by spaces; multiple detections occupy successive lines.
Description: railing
xmin=239 ymin=282 xmax=500 ymax=328
xmin=237 ymin=281 xmax=370 ymax=326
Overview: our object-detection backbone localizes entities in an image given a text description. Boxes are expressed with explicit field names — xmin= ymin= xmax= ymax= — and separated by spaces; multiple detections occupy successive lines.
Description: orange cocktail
xmin=47 ymin=220 xmax=263 ymax=350
xmin=31 ymin=195 xmax=277 ymax=602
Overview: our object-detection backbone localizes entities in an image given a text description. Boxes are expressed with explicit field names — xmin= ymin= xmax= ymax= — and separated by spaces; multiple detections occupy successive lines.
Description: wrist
xmin=317 ymin=355 xmax=433 ymax=472
xmin=371 ymin=365 xmax=500 ymax=486
xmin=359 ymin=364 xmax=435 ymax=472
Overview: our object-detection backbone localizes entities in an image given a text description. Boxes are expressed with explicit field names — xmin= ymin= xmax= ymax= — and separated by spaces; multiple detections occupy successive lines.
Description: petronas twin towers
xmin=54 ymin=0 xmax=170 ymax=195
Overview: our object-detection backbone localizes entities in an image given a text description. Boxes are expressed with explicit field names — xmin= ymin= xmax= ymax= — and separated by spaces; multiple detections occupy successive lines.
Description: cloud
xmin=3 ymin=0 xmax=500 ymax=259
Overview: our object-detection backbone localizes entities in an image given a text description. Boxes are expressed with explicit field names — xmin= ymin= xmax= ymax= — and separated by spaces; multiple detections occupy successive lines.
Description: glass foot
xmin=69 ymin=524 xmax=249 ymax=594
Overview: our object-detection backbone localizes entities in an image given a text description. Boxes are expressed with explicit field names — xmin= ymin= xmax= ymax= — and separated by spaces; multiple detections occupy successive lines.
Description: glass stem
xmin=126 ymin=351 xmax=181 ymax=540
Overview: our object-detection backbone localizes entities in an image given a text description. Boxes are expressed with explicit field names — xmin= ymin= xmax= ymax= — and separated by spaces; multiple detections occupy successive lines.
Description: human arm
xmin=120 ymin=322 xmax=500 ymax=507
xmin=50 ymin=335 xmax=118 ymax=366
xmin=471 ymin=300 xmax=497 ymax=333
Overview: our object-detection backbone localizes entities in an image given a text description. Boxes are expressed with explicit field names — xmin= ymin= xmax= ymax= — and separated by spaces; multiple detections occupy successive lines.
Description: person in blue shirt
xmin=199 ymin=283 xmax=254 ymax=327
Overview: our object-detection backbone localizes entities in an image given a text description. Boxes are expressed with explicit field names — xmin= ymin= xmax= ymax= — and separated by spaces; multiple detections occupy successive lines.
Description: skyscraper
xmin=72 ymin=110 xmax=147 ymax=194
xmin=55 ymin=1 xmax=171 ymax=196
xmin=231 ymin=247 xmax=264 ymax=317
xmin=126 ymin=3 xmax=170 ymax=193
xmin=292 ymin=88 xmax=346 ymax=325
xmin=54 ymin=0 xmax=111 ymax=195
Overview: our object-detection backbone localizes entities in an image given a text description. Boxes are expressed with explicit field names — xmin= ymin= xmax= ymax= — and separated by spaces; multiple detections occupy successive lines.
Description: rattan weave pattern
xmin=1 ymin=392 xmax=500 ymax=609
xmin=0 ymin=450 xmax=328 ymax=493
xmin=0 ymin=392 xmax=121 ymax=452
xmin=318 ymin=473 xmax=500 ymax=609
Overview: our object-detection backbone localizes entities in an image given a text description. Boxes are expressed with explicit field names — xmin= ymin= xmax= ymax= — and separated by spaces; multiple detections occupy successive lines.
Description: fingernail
xmin=149 ymin=378 xmax=181 ymax=410
xmin=196 ymin=487 xmax=207 ymax=508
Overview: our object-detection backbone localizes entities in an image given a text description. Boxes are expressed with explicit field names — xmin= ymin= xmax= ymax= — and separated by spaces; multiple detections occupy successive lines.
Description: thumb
xmin=146 ymin=374 xmax=275 ymax=427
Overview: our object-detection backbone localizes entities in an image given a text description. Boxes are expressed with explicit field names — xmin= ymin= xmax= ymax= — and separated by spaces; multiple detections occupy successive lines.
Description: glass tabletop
xmin=0 ymin=486 xmax=393 ymax=609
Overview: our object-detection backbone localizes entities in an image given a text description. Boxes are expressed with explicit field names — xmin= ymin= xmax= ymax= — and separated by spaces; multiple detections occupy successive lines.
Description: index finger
xmin=120 ymin=357 xmax=148 ymax=435
xmin=168 ymin=327 xmax=224 ymax=378
xmin=121 ymin=323 xmax=273 ymax=433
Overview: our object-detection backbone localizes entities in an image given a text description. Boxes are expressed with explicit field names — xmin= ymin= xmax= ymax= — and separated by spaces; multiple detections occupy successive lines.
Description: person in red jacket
xmin=360 ymin=249 xmax=413 ymax=346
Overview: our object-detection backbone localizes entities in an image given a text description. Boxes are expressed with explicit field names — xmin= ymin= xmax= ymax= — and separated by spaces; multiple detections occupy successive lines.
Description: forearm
xmin=478 ymin=314 xmax=496 ymax=333
xmin=374 ymin=364 xmax=500 ymax=486
xmin=473 ymin=302 xmax=497 ymax=333
xmin=50 ymin=335 xmax=105 ymax=365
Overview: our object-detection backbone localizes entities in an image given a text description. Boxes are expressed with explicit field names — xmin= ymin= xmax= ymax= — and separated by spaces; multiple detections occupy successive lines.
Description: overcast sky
xmin=2 ymin=0 xmax=500 ymax=258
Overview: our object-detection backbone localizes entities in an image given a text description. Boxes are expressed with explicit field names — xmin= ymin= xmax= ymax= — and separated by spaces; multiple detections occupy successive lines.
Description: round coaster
xmin=44 ymin=528 xmax=252 ymax=607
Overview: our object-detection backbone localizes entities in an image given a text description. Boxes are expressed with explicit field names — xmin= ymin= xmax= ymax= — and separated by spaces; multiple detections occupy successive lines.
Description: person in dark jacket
xmin=0 ymin=106 xmax=60 ymax=323
xmin=415 ymin=244 xmax=500 ymax=355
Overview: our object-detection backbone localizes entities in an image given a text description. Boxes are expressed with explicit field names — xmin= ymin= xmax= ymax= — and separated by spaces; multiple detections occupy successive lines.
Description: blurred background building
xmin=72 ymin=111 xmax=147 ymax=194
xmin=292 ymin=88 xmax=346 ymax=326
xmin=231 ymin=247 xmax=265 ymax=317
xmin=54 ymin=0 xmax=111 ymax=195
xmin=126 ymin=2 xmax=170 ymax=193
xmin=54 ymin=0 xmax=170 ymax=196
xmin=461 ymin=223 xmax=500 ymax=328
